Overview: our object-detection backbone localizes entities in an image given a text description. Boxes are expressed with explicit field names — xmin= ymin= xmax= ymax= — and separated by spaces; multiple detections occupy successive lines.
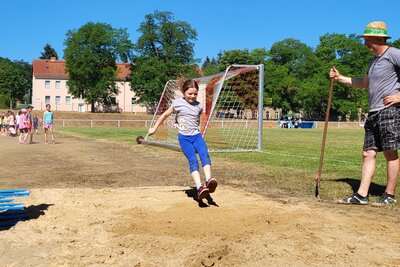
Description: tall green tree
xmin=265 ymin=39 xmax=318 ymax=114
xmin=264 ymin=61 xmax=298 ymax=114
xmin=39 ymin=43 xmax=59 ymax=59
xmin=0 ymin=58 xmax=30 ymax=109
xmin=64 ymin=22 xmax=133 ymax=112
xmin=314 ymin=33 xmax=371 ymax=119
xmin=130 ymin=11 xmax=198 ymax=109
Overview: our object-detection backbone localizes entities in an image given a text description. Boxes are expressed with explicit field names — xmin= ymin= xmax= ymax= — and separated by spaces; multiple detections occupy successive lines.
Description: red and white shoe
xmin=197 ymin=185 xmax=209 ymax=200
xmin=206 ymin=178 xmax=218 ymax=193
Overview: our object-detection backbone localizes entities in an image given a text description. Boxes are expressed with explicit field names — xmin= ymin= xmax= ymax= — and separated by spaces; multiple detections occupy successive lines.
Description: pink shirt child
xmin=19 ymin=113 xmax=27 ymax=129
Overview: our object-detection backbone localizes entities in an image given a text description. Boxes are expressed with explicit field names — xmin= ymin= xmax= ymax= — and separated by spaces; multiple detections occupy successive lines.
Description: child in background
xmin=18 ymin=109 xmax=29 ymax=144
xmin=33 ymin=114 xmax=39 ymax=135
xmin=26 ymin=105 xmax=33 ymax=143
xmin=147 ymin=79 xmax=217 ymax=200
xmin=15 ymin=111 xmax=20 ymax=135
xmin=0 ymin=112 xmax=5 ymax=135
xmin=43 ymin=104 xmax=55 ymax=144
xmin=2 ymin=111 xmax=9 ymax=135
xmin=8 ymin=112 xmax=16 ymax=136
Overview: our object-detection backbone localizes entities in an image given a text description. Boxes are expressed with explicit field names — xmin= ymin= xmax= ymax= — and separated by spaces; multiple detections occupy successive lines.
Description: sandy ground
xmin=1 ymin=132 xmax=400 ymax=266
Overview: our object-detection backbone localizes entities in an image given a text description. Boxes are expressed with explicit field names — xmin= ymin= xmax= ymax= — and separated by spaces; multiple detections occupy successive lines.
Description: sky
xmin=1 ymin=0 xmax=399 ymax=64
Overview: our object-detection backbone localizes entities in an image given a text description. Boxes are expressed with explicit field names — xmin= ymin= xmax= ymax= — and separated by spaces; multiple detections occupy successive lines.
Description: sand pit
xmin=1 ymin=133 xmax=400 ymax=266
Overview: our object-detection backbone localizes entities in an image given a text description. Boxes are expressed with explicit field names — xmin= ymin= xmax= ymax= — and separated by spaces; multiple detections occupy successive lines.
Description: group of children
xmin=0 ymin=104 xmax=55 ymax=144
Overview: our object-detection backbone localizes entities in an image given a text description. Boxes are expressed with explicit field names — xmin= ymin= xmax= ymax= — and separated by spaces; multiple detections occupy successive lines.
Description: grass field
xmin=57 ymin=126 xmax=398 ymax=206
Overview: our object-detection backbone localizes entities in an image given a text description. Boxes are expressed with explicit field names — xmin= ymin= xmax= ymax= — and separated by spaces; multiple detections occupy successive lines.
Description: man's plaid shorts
xmin=363 ymin=106 xmax=400 ymax=152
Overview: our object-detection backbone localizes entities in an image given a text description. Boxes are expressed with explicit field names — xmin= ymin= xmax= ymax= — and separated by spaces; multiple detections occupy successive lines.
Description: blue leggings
xmin=178 ymin=133 xmax=211 ymax=173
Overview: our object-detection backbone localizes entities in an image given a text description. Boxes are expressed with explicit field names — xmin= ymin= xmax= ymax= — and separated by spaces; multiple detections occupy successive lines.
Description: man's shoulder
xmin=388 ymin=47 xmax=400 ymax=55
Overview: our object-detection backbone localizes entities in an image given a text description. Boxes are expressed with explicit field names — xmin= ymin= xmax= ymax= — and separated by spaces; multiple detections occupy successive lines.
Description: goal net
xmin=144 ymin=64 xmax=264 ymax=152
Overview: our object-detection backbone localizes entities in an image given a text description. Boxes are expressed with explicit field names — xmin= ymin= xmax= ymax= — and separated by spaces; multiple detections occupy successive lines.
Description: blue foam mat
xmin=0 ymin=205 xmax=25 ymax=212
xmin=0 ymin=189 xmax=30 ymax=193
xmin=0 ymin=190 xmax=30 ymax=226
xmin=0 ymin=199 xmax=14 ymax=203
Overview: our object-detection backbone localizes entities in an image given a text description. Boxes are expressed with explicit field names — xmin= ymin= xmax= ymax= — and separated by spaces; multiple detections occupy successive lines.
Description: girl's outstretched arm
xmin=147 ymin=106 xmax=174 ymax=136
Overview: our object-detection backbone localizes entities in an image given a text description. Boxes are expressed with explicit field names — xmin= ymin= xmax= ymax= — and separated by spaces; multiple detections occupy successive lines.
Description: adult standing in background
xmin=330 ymin=21 xmax=400 ymax=207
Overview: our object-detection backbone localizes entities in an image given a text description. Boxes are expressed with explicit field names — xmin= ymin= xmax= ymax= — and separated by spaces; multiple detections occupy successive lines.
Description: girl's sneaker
xmin=206 ymin=178 xmax=218 ymax=193
xmin=197 ymin=185 xmax=209 ymax=200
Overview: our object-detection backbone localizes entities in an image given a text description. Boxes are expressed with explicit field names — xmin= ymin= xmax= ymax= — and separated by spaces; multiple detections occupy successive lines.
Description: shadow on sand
xmin=334 ymin=177 xmax=386 ymax=196
xmin=0 ymin=204 xmax=53 ymax=231
xmin=182 ymin=187 xmax=219 ymax=208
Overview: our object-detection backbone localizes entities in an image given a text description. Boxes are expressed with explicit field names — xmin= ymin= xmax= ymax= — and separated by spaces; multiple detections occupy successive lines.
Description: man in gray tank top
xmin=329 ymin=21 xmax=400 ymax=206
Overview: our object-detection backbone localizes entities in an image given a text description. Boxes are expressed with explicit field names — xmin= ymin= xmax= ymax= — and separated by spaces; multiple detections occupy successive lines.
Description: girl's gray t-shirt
xmin=172 ymin=97 xmax=203 ymax=136
xmin=368 ymin=47 xmax=400 ymax=111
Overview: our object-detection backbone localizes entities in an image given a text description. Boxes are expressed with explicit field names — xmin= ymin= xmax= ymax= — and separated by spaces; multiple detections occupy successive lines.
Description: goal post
xmin=144 ymin=64 xmax=264 ymax=152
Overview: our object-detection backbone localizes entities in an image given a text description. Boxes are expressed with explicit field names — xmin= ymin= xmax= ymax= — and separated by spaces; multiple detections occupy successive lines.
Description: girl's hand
xmin=147 ymin=127 xmax=156 ymax=136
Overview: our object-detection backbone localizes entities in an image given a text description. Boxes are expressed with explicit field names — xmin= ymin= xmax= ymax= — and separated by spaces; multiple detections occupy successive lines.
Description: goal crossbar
xmin=144 ymin=64 xmax=264 ymax=153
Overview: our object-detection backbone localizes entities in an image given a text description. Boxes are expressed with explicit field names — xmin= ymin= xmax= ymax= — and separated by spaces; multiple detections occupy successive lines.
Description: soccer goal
xmin=143 ymin=64 xmax=264 ymax=152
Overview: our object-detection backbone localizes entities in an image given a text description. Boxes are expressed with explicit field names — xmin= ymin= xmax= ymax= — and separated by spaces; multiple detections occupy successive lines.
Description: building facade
xmin=32 ymin=58 xmax=146 ymax=113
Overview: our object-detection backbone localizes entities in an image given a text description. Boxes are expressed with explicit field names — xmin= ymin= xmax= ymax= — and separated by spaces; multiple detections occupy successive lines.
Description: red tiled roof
xmin=32 ymin=59 xmax=68 ymax=79
xmin=32 ymin=59 xmax=131 ymax=80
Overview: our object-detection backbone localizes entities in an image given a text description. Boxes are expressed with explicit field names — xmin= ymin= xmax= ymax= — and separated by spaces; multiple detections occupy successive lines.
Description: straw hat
xmin=358 ymin=21 xmax=391 ymax=39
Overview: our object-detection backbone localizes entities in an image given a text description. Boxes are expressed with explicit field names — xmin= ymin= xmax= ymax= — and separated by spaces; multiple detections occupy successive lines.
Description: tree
xmin=130 ymin=11 xmax=198 ymax=109
xmin=390 ymin=38 xmax=400 ymax=49
xmin=265 ymin=39 xmax=318 ymax=114
xmin=0 ymin=58 xmax=30 ymax=109
xmin=314 ymin=33 xmax=371 ymax=119
xmin=39 ymin=44 xmax=59 ymax=59
xmin=217 ymin=48 xmax=268 ymax=71
xmin=202 ymin=56 xmax=219 ymax=76
xmin=64 ymin=22 xmax=134 ymax=112
xmin=135 ymin=11 xmax=196 ymax=63
xmin=264 ymin=61 xmax=299 ymax=114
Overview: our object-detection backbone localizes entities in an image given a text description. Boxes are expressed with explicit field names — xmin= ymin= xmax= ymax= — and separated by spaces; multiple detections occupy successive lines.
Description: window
xmin=55 ymin=96 xmax=61 ymax=105
xmin=65 ymin=96 xmax=71 ymax=105
xmin=274 ymin=111 xmax=280 ymax=119
xmin=45 ymin=96 xmax=50 ymax=104
xmin=55 ymin=81 xmax=61 ymax=89
xmin=131 ymin=97 xmax=137 ymax=104
xmin=45 ymin=81 xmax=51 ymax=89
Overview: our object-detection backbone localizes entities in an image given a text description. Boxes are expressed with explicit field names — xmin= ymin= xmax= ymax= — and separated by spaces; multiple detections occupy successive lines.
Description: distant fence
xmin=54 ymin=119 xmax=365 ymax=129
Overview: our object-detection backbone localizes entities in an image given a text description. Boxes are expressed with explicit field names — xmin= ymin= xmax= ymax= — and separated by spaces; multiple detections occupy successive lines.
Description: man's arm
xmin=329 ymin=67 xmax=369 ymax=89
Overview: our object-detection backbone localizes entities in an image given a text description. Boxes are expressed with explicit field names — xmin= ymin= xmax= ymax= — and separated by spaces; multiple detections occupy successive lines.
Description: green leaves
xmin=135 ymin=11 xmax=197 ymax=63
xmin=131 ymin=11 xmax=198 ymax=110
xmin=39 ymin=44 xmax=59 ymax=60
xmin=63 ymin=22 xmax=134 ymax=110
xmin=0 ymin=58 xmax=31 ymax=109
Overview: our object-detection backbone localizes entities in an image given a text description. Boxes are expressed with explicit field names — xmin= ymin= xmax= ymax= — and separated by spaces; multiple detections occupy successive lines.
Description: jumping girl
xmin=147 ymin=79 xmax=217 ymax=200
